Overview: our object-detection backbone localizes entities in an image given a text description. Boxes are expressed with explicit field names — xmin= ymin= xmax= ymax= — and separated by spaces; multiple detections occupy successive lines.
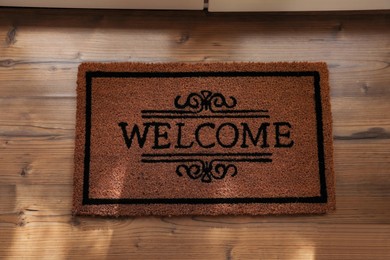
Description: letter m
xmin=241 ymin=123 xmax=270 ymax=148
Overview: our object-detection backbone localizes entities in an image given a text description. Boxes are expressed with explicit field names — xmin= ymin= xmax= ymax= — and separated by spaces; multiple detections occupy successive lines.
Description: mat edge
xmin=72 ymin=61 xmax=336 ymax=217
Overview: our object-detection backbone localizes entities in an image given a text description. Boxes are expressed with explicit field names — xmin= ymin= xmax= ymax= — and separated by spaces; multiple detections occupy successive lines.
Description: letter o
xmin=216 ymin=123 xmax=239 ymax=148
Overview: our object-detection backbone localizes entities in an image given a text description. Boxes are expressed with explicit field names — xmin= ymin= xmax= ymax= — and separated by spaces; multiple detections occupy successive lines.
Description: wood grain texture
xmin=0 ymin=8 xmax=389 ymax=259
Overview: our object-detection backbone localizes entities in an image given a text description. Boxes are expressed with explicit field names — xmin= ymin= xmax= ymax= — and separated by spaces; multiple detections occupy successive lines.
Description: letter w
xmin=118 ymin=122 xmax=150 ymax=148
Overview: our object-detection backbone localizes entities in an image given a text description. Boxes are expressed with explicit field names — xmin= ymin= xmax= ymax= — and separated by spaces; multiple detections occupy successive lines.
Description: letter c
xmin=195 ymin=123 xmax=215 ymax=148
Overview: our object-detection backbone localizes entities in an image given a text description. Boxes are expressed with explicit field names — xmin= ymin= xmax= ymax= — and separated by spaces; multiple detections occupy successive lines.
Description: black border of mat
xmin=81 ymin=71 xmax=327 ymax=205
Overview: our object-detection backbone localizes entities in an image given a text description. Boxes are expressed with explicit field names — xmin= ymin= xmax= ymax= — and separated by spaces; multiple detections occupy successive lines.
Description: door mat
xmin=73 ymin=62 xmax=335 ymax=217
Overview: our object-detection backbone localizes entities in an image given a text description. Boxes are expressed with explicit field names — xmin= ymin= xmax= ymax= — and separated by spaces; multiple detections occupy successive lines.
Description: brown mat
xmin=73 ymin=62 xmax=335 ymax=216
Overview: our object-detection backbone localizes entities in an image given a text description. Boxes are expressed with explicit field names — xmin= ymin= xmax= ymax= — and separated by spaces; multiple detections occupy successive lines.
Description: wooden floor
xmin=0 ymin=8 xmax=389 ymax=259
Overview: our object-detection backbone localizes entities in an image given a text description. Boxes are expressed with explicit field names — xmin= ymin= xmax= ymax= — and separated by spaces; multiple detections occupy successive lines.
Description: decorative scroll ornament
xmin=176 ymin=160 xmax=238 ymax=183
xmin=174 ymin=90 xmax=237 ymax=113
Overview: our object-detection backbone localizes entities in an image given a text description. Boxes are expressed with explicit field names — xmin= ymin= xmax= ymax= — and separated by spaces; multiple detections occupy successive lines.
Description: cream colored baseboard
xmin=1 ymin=0 xmax=389 ymax=11
xmin=209 ymin=0 xmax=390 ymax=12
xmin=0 ymin=0 xmax=204 ymax=10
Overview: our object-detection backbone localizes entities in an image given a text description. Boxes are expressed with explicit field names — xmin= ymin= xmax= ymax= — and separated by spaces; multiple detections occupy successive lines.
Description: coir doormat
xmin=73 ymin=62 xmax=335 ymax=216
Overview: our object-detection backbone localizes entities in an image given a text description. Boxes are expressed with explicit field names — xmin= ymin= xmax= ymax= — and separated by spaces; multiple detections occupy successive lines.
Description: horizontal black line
xmin=142 ymin=153 xmax=272 ymax=157
xmin=210 ymin=158 xmax=272 ymax=162
xmin=141 ymin=109 xmax=269 ymax=114
xmin=87 ymin=71 xmax=319 ymax=78
xmin=141 ymin=158 xmax=272 ymax=163
xmin=142 ymin=110 xmax=196 ymax=114
xmin=215 ymin=110 xmax=269 ymax=114
xmin=141 ymin=115 xmax=270 ymax=119
xmin=84 ymin=196 xmax=327 ymax=205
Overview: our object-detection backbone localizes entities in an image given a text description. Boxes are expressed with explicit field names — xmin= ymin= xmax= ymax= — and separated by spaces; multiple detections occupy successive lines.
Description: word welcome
xmin=118 ymin=122 xmax=294 ymax=150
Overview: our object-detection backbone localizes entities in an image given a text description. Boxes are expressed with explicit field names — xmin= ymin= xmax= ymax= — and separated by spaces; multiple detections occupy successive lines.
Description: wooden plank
xmin=0 ymin=177 xmax=389 ymax=224
xmin=1 ymin=10 xmax=388 ymax=58
xmin=1 ymin=222 xmax=389 ymax=259
xmin=1 ymin=62 xmax=389 ymax=98
xmin=332 ymin=97 xmax=390 ymax=128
